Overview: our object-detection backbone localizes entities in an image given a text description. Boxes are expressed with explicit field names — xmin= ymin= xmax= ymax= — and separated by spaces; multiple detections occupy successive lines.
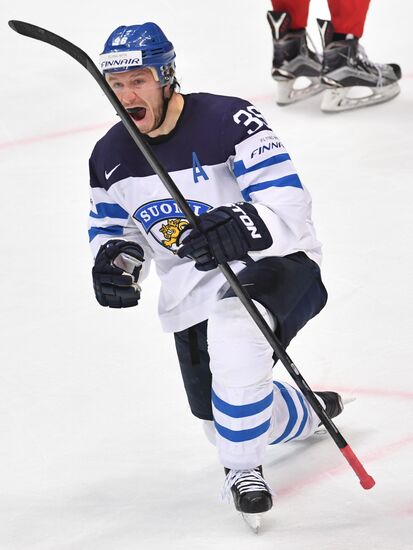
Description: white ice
xmin=1 ymin=1 xmax=412 ymax=548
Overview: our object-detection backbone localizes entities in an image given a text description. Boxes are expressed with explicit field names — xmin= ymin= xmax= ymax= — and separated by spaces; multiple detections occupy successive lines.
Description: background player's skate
xmin=267 ymin=11 xmax=324 ymax=105
xmin=317 ymin=19 xmax=402 ymax=113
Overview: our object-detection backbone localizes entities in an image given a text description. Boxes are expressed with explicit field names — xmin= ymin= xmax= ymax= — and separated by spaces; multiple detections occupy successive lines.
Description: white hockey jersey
xmin=88 ymin=92 xmax=322 ymax=332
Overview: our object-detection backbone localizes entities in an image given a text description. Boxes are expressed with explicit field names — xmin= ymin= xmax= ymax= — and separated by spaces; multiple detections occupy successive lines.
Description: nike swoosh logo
xmin=104 ymin=163 xmax=121 ymax=180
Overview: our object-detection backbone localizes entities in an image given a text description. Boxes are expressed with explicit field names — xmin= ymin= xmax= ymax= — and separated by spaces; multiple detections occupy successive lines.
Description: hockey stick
xmin=9 ymin=20 xmax=375 ymax=490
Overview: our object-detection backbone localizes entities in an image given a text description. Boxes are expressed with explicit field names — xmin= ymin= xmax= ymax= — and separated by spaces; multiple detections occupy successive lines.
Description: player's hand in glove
xmin=177 ymin=202 xmax=272 ymax=271
xmin=92 ymin=239 xmax=144 ymax=308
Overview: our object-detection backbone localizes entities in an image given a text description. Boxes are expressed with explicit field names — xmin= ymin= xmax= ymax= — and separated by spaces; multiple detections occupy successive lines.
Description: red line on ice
xmin=278 ymin=435 xmax=413 ymax=498
xmin=313 ymin=385 xmax=413 ymax=400
xmin=2 ymin=73 xmax=412 ymax=150
xmin=0 ymin=121 xmax=113 ymax=150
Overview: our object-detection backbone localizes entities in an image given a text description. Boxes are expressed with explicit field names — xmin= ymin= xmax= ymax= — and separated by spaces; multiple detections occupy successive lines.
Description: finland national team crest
xmin=134 ymin=199 xmax=211 ymax=253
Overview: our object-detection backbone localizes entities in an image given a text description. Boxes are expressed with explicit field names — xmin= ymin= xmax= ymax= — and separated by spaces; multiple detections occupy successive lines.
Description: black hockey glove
xmin=177 ymin=202 xmax=273 ymax=271
xmin=92 ymin=239 xmax=144 ymax=308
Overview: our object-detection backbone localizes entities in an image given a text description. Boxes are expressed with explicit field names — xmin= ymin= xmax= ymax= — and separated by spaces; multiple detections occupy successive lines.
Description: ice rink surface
xmin=1 ymin=1 xmax=412 ymax=548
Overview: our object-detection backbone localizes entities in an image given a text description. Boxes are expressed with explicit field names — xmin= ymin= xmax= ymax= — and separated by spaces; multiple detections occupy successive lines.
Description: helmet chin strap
xmin=153 ymin=84 xmax=173 ymax=131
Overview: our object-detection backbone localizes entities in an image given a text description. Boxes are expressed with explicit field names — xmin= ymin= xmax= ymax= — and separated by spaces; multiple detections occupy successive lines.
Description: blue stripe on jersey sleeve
xmin=233 ymin=153 xmax=291 ymax=177
xmin=241 ymin=173 xmax=302 ymax=201
xmin=212 ymin=389 xmax=273 ymax=418
xmin=88 ymin=225 xmax=124 ymax=242
xmin=89 ymin=202 xmax=129 ymax=220
xmin=214 ymin=418 xmax=271 ymax=442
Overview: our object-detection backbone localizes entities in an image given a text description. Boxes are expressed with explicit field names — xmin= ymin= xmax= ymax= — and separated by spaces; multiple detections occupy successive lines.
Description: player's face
xmin=106 ymin=68 xmax=165 ymax=133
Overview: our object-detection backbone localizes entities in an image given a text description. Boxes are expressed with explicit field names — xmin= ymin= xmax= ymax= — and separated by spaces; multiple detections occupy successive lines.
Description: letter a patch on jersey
xmin=192 ymin=151 xmax=209 ymax=183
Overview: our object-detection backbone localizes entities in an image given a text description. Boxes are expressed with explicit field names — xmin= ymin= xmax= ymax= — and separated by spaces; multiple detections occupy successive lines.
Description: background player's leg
xmin=270 ymin=0 xmax=310 ymax=29
xmin=327 ymin=0 xmax=371 ymax=38
xmin=319 ymin=0 xmax=401 ymax=111
xmin=267 ymin=1 xmax=323 ymax=104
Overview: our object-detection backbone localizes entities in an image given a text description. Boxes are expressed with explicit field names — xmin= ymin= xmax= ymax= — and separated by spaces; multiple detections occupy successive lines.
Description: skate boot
xmin=317 ymin=19 xmax=402 ymax=112
xmin=313 ymin=390 xmax=347 ymax=434
xmin=315 ymin=391 xmax=344 ymax=421
xmin=222 ymin=466 xmax=273 ymax=532
xmin=267 ymin=11 xmax=324 ymax=105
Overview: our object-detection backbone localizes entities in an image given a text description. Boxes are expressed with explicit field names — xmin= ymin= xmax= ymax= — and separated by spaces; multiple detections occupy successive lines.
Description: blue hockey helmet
xmin=99 ymin=22 xmax=176 ymax=86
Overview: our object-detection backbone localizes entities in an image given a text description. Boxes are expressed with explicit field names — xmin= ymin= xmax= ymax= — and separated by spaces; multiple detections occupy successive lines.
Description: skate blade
xmin=276 ymin=76 xmax=324 ymax=106
xmin=321 ymin=82 xmax=400 ymax=112
xmin=342 ymin=395 xmax=356 ymax=406
xmin=241 ymin=512 xmax=262 ymax=534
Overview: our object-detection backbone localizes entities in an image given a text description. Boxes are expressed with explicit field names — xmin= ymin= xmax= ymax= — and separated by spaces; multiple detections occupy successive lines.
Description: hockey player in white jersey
xmin=89 ymin=22 xmax=344 ymax=529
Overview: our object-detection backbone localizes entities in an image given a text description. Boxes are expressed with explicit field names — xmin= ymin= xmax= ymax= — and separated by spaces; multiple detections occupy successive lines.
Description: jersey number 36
xmin=233 ymin=106 xmax=268 ymax=135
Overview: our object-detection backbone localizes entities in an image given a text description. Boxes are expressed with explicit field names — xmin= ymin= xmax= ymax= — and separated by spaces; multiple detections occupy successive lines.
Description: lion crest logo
xmin=159 ymin=218 xmax=189 ymax=252
xmin=133 ymin=199 xmax=211 ymax=253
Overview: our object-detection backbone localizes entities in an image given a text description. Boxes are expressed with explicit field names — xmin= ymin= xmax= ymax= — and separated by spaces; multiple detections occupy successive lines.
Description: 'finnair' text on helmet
xmin=99 ymin=50 xmax=143 ymax=72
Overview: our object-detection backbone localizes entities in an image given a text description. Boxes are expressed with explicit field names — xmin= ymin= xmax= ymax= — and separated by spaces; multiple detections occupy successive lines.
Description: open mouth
xmin=127 ymin=107 xmax=147 ymax=121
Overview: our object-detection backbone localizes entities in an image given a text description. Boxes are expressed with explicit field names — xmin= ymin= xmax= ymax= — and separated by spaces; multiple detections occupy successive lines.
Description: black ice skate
xmin=222 ymin=466 xmax=273 ymax=533
xmin=267 ymin=11 xmax=324 ymax=105
xmin=315 ymin=391 xmax=344 ymax=421
xmin=317 ymin=19 xmax=401 ymax=112
xmin=313 ymin=390 xmax=352 ymax=435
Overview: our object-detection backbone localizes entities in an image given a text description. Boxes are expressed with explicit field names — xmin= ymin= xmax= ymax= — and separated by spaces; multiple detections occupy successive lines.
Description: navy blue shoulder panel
xmin=89 ymin=93 xmax=271 ymax=190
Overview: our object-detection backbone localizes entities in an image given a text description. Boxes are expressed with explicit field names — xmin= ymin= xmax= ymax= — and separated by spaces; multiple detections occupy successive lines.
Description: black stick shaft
xmin=8 ymin=20 xmax=375 ymax=489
